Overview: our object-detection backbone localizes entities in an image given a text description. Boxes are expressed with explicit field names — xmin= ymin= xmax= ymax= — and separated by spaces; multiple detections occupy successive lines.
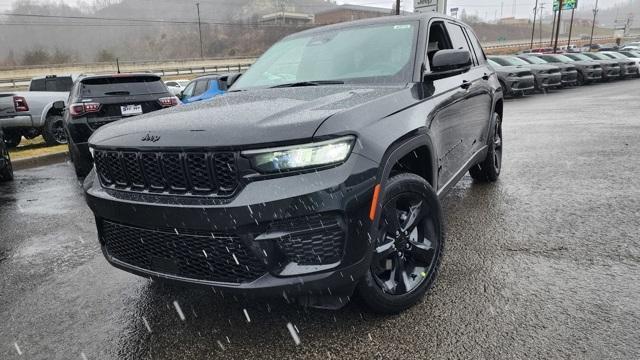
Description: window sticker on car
xmin=393 ymin=24 xmax=412 ymax=30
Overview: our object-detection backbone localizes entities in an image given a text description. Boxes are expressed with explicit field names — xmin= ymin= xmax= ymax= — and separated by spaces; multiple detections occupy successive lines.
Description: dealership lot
xmin=1 ymin=80 xmax=639 ymax=359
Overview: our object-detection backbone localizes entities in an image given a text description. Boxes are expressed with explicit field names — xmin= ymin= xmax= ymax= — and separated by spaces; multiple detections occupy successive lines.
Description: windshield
xmin=583 ymin=53 xmax=608 ymax=60
xmin=489 ymin=58 xmax=511 ymax=66
xmin=488 ymin=59 xmax=501 ymax=68
xmin=80 ymin=76 xmax=166 ymax=97
xmin=605 ymin=52 xmax=626 ymax=59
xmin=566 ymin=53 xmax=592 ymax=61
xmin=504 ymin=57 xmax=530 ymax=66
xmin=522 ymin=56 xmax=547 ymax=64
xmin=232 ymin=22 xmax=418 ymax=90
xmin=621 ymin=51 xmax=640 ymax=57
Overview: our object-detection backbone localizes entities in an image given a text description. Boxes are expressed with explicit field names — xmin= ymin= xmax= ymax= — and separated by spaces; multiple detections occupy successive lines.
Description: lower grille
xmin=101 ymin=220 xmax=268 ymax=283
xmin=270 ymin=214 xmax=345 ymax=265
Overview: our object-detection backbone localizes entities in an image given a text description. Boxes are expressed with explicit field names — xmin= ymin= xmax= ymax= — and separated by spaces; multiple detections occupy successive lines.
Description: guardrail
xmin=0 ymin=60 xmax=256 ymax=90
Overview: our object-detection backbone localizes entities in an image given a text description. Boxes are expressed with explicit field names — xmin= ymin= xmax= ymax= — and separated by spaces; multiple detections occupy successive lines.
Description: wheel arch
xmin=40 ymin=102 xmax=64 ymax=125
xmin=370 ymin=130 xmax=438 ymax=225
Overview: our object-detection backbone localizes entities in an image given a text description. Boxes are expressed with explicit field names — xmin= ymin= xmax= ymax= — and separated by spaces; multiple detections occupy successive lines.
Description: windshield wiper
xmin=270 ymin=80 xmax=344 ymax=88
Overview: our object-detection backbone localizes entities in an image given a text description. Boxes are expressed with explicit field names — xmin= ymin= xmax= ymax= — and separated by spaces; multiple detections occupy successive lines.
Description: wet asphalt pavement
xmin=1 ymin=79 xmax=640 ymax=359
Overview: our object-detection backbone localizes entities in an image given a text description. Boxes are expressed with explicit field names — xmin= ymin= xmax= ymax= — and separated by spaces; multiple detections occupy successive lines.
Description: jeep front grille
xmin=93 ymin=150 xmax=239 ymax=196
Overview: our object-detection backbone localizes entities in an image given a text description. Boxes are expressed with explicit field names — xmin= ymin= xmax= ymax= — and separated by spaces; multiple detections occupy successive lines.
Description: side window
xmin=30 ymin=79 xmax=45 ymax=91
xmin=182 ymin=82 xmax=196 ymax=97
xmin=465 ymin=28 xmax=487 ymax=64
xmin=193 ymin=80 xmax=208 ymax=96
xmin=426 ymin=21 xmax=453 ymax=65
xmin=445 ymin=23 xmax=474 ymax=65
xmin=166 ymin=82 xmax=178 ymax=87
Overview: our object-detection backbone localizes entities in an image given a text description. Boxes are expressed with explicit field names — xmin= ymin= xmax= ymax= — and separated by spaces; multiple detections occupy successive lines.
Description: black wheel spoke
xmin=409 ymin=240 xmax=434 ymax=265
xmin=393 ymin=254 xmax=410 ymax=294
xmin=402 ymin=201 xmax=426 ymax=233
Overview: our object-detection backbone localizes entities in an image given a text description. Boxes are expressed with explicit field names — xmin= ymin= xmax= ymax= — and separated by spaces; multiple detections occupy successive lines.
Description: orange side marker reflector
xmin=369 ymin=184 xmax=381 ymax=221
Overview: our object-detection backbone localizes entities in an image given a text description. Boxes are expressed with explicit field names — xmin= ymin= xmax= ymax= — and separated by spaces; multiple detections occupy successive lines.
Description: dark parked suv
xmin=58 ymin=74 xmax=178 ymax=177
xmin=84 ymin=15 xmax=504 ymax=313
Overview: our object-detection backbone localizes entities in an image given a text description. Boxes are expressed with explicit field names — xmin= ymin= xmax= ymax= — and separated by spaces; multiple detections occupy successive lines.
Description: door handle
xmin=460 ymin=80 xmax=471 ymax=89
xmin=482 ymin=73 xmax=490 ymax=80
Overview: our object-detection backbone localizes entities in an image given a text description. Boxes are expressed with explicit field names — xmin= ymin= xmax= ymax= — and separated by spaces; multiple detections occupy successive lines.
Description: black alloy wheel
xmin=358 ymin=174 xmax=444 ymax=314
xmin=371 ymin=193 xmax=439 ymax=295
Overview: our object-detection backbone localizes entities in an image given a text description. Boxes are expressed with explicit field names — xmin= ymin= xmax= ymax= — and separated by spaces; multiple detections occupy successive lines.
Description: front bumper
xmin=537 ymin=73 xmax=562 ymax=88
xmin=622 ymin=65 xmax=639 ymax=77
xmin=85 ymin=152 xmax=379 ymax=297
xmin=505 ymin=75 xmax=535 ymax=93
xmin=561 ymin=70 xmax=578 ymax=85
xmin=584 ymin=68 xmax=603 ymax=81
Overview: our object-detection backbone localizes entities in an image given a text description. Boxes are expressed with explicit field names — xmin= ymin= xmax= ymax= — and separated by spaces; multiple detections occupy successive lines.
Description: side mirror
xmin=52 ymin=101 xmax=65 ymax=111
xmin=227 ymin=73 xmax=242 ymax=88
xmin=425 ymin=49 xmax=472 ymax=80
xmin=177 ymin=91 xmax=184 ymax=100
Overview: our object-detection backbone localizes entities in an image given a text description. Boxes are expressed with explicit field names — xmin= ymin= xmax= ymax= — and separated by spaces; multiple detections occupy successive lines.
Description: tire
xmin=358 ymin=173 xmax=445 ymax=314
xmin=69 ymin=141 xmax=92 ymax=178
xmin=42 ymin=115 xmax=68 ymax=146
xmin=3 ymin=133 xmax=21 ymax=149
xmin=577 ymin=72 xmax=586 ymax=86
xmin=498 ymin=80 xmax=510 ymax=97
xmin=0 ymin=148 xmax=13 ymax=182
xmin=469 ymin=113 xmax=502 ymax=182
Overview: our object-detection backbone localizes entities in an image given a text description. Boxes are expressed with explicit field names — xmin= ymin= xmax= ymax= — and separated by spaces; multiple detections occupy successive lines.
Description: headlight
xmin=89 ymin=147 xmax=95 ymax=159
xmin=508 ymin=73 xmax=517 ymax=77
xmin=242 ymin=136 xmax=355 ymax=173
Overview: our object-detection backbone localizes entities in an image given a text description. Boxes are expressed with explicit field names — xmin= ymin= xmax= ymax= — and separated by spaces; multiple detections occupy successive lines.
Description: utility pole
xmin=531 ymin=0 xmax=539 ymax=49
xmin=395 ymin=0 xmax=400 ymax=15
xmin=196 ymin=2 xmax=204 ymax=58
xmin=539 ymin=3 xmax=545 ymax=45
xmin=589 ymin=0 xmax=599 ymax=52
xmin=567 ymin=6 xmax=575 ymax=49
xmin=553 ymin=0 xmax=563 ymax=53
xmin=550 ymin=8 xmax=557 ymax=46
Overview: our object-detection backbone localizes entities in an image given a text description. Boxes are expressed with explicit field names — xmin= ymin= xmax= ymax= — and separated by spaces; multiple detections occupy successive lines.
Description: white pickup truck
xmin=0 ymin=75 xmax=73 ymax=148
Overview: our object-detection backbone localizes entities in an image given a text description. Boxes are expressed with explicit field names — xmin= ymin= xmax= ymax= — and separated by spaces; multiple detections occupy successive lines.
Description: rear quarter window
xmin=79 ymin=76 xmax=167 ymax=97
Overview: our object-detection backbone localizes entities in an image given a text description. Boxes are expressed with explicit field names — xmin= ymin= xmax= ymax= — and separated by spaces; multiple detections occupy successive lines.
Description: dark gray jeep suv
xmin=84 ymin=14 xmax=504 ymax=314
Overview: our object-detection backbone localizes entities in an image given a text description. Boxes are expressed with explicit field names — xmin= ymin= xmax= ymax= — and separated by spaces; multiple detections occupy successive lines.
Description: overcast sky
xmin=0 ymin=0 xmax=616 ymax=20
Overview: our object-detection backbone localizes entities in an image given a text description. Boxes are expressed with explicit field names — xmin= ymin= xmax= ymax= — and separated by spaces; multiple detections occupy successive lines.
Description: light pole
xmin=196 ymin=2 xmax=204 ymax=58
xmin=567 ymin=6 xmax=575 ymax=49
xmin=589 ymin=0 xmax=599 ymax=52
xmin=396 ymin=0 xmax=400 ymax=15
xmin=539 ymin=3 xmax=545 ymax=45
xmin=530 ymin=0 xmax=539 ymax=49
xmin=552 ymin=0 xmax=563 ymax=53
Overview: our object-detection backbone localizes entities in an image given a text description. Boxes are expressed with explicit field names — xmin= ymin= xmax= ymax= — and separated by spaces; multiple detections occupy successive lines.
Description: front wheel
xmin=358 ymin=174 xmax=445 ymax=314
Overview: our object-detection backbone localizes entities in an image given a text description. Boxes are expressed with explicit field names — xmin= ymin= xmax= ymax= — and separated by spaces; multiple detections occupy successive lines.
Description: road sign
xmin=415 ymin=0 xmax=438 ymax=13
xmin=553 ymin=0 xmax=577 ymax=11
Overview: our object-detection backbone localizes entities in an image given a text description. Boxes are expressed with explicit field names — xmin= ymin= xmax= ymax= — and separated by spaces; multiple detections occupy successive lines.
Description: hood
xmin=522 ymin=64 xmax=558 ymax=72
xmin=493 ymin=66 xmax=532 ymax=76
xmin=89 ymin=85 xmax=406 ymax=148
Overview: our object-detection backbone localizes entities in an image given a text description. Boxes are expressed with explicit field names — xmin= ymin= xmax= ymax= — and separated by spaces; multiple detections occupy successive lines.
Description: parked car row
xmin=488 ymin=49 xmax=640 ymax=97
